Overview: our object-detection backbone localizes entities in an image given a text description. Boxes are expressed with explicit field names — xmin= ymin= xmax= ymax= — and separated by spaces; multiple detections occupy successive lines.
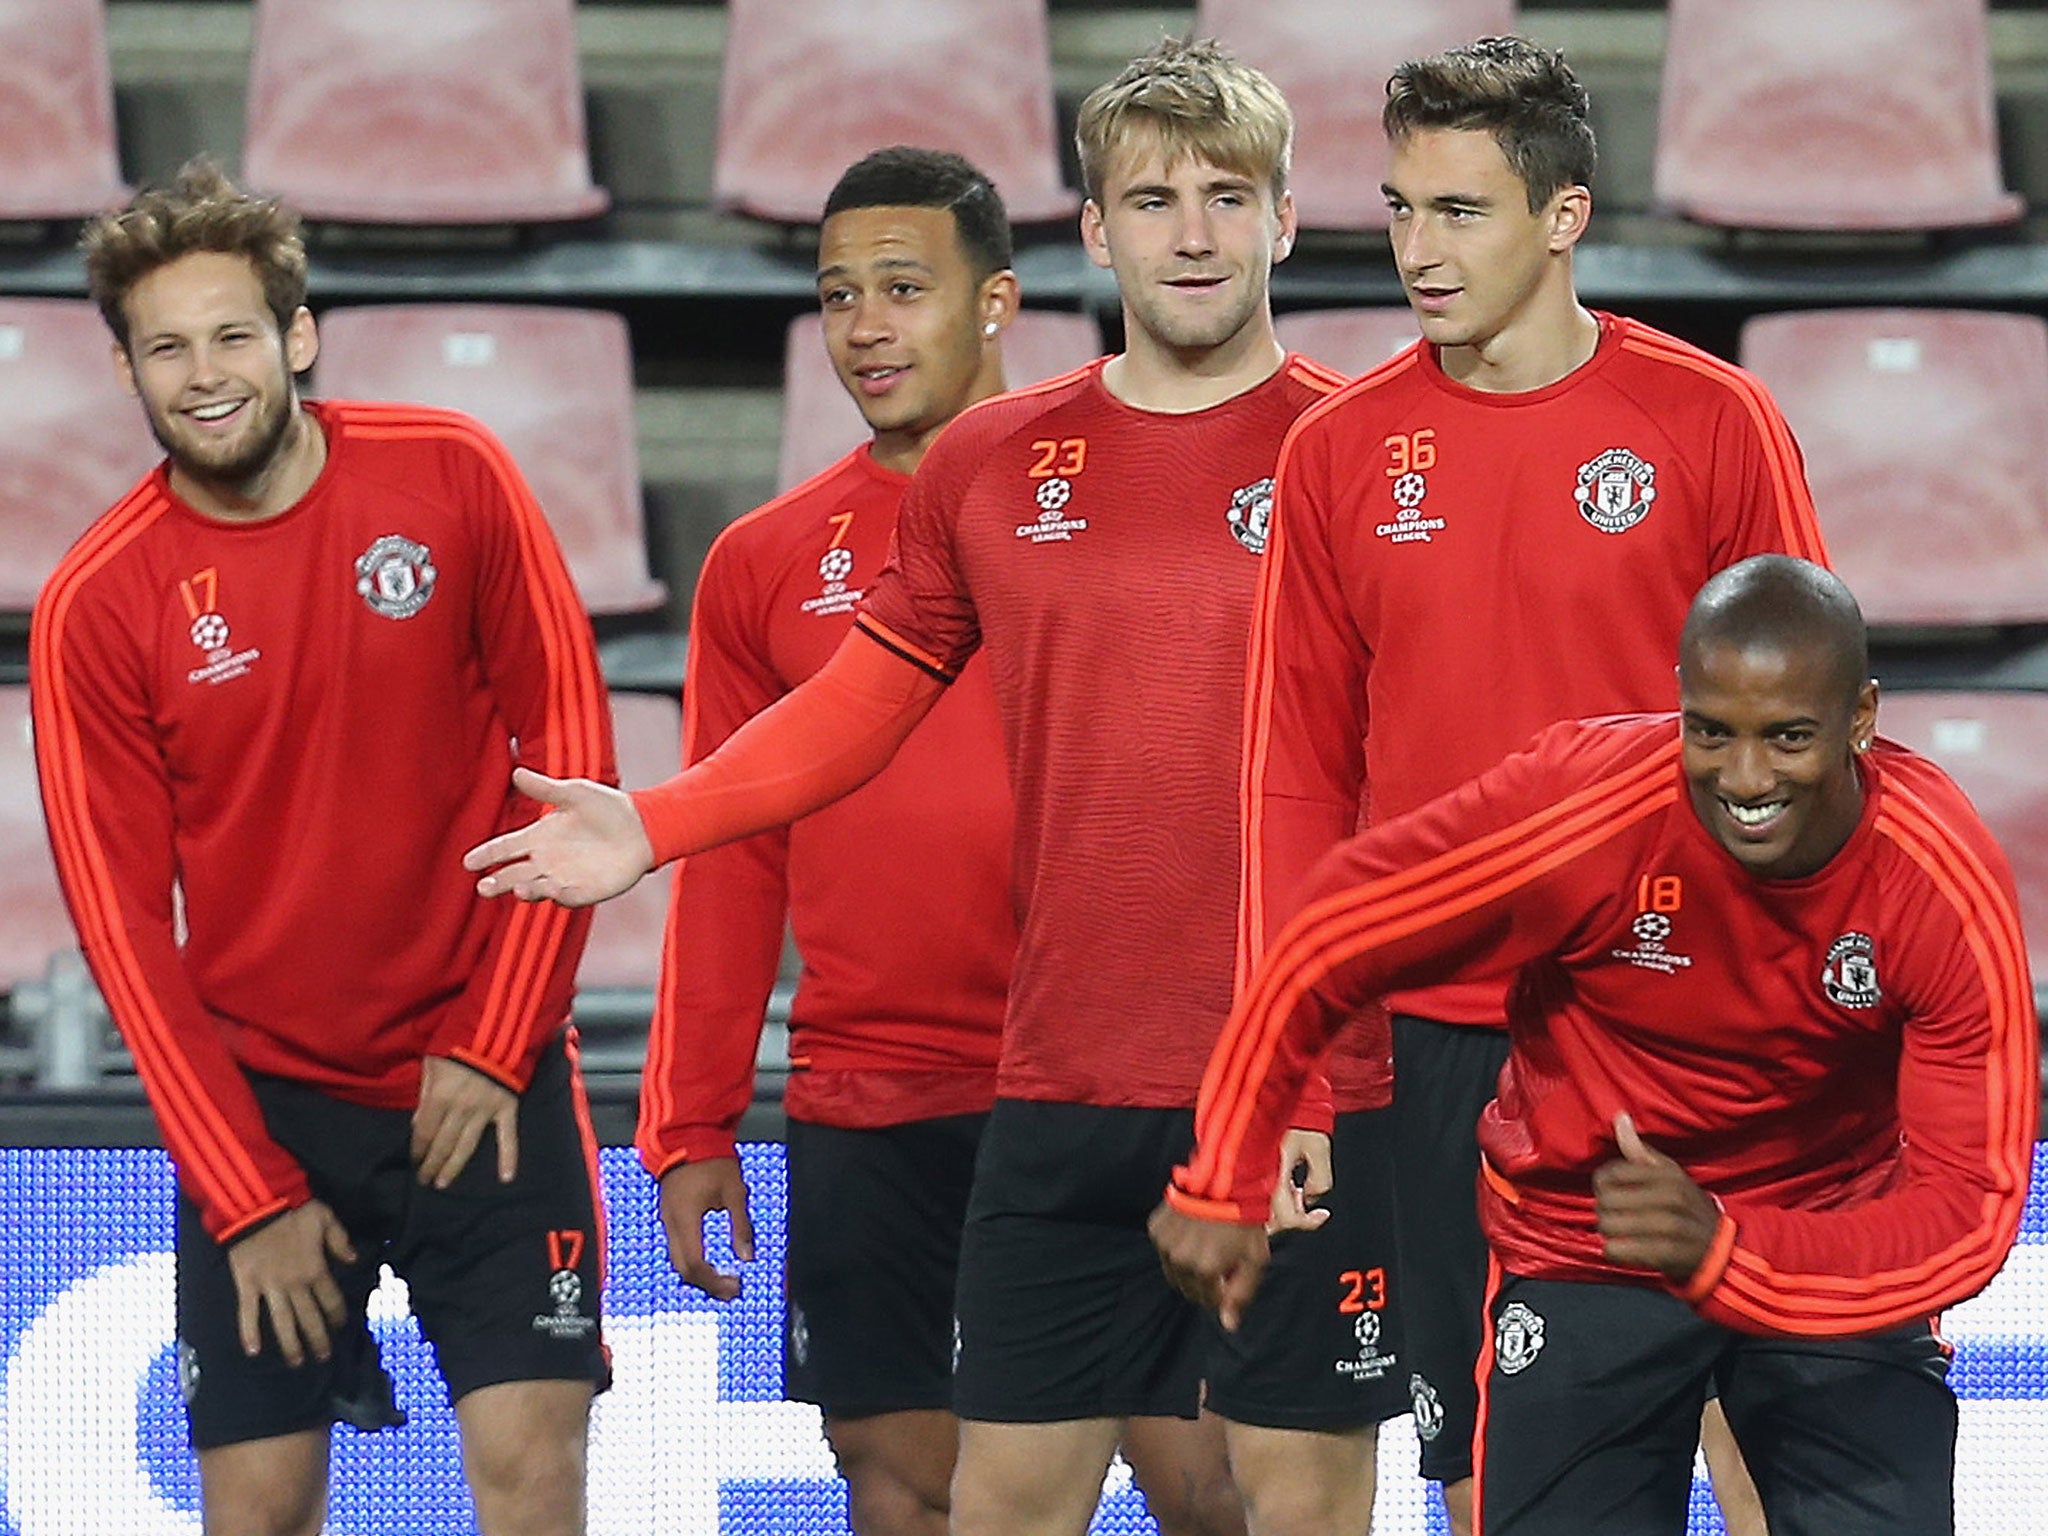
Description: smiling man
xmin=1158 ymin=554 xmax=2036 ymax=1536
xmin=461 ymin=38 xmax=1408 ymax=1536
xmin=32 ymin=162 xmax=613 ymax=1536
xmin=1233 ymin=36 xmax=1826 ymax=1532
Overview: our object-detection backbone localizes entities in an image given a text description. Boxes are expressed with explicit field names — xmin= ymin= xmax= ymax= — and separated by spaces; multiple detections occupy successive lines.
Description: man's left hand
xmin=412 ymin=1055 xmax=520 ymax=1189
xmin=1593 ymin=1113 xmax=1719 ymax=1283
xmin=1268 ymin=1128 xmax=1334 ymax=1235
xmin=1148 ymin=1200 xmax=1270 ymax=1331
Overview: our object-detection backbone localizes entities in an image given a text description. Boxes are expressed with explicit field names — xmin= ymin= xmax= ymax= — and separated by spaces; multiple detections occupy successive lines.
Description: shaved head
xmin=1679 ymin=556 xmax=1867 ymax=709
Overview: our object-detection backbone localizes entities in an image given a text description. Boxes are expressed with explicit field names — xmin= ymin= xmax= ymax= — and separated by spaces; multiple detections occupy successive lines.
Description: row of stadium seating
xmin=6 ymin=297 xmax=2046 ymax=631
xmin=6 ymin=0 xmax=2024 ymax=234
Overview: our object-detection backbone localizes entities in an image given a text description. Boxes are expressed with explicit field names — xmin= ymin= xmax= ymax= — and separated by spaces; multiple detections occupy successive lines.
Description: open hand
xmin=464 ymin=766 xmax=655 ymax=907
xmin=227 ymin=1199 xmax=357 ymax=1366
xmin=411 ymin=1055 xmax=519 ymax=1189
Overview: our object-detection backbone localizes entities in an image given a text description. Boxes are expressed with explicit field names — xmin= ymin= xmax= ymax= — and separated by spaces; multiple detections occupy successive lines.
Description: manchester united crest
xmin=354 ymin=534 xmax=438 ymax=619
xmin=1494 ymin=1300 xmax=1547 ymax=1375
xmin=1574 ymin=447 xmax=1657 ymax=534
xmin=1822 ymin=931 xmax=1881 ymax=1009
xmin=1227 ymin=477 xmax=1275 ymax=554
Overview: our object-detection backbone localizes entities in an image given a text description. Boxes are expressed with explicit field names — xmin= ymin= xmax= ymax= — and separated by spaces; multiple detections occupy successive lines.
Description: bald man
xmin=1157 ymin=556 xmax=2036 ymax=1536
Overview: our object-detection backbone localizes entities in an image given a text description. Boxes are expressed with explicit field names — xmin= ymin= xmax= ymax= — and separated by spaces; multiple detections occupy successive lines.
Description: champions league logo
xmin=531 ymin=1267 xmax=595 ymax=1339
xmin=354 ymin=534 xmax=438 ymax=619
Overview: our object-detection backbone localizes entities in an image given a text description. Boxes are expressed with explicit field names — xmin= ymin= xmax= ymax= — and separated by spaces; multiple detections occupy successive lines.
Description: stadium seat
xmin=313 ymin=304 xmax=666 ymax=615
xmin=0 ymin=0 xmax=126 ymax=220
xmin=1276 ymin=307 xmax=1419 ymax=377
xmin=1655 ymin=0 xmax=2021 ymax=231
xmin=777 ymin=308 xmax=1104 ymax=492
xmin=242 ymin=0 xmax=609 ymax=224
xmin=576 ymin=690 xmax=680 ymax=994
xmin=714 ymin=0 xmax=1076 ymax=225
xmin=0 ymin=299 xmax=162 ymax=612
xmin=0 ymin=686 xmax=78 ymax=993
xmin=1195 ymin=0 xmax=1517 ymax=231
xmin=1877 ymin=691 xmax=2048 ymax=986
xmin=1739 ymin=309 xmax=2048 ymax=628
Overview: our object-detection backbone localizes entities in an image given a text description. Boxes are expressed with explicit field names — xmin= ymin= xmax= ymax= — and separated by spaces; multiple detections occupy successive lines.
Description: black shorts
xmin=176 ymin=1034 xmax=609 ymax=1451
xmin=783 ymin=1111 xmax=986 ymax=1417
xmin=952 ymin=1098 xmax=1203 ymax=1423
xmin=1389 ymin=1013 xmax=1511 ymax=1482
xmin=1477 ymin=1270 xmax=1955 ymax=1536
xmin=1207 ymin=1108 xmax=1409 ymax=1430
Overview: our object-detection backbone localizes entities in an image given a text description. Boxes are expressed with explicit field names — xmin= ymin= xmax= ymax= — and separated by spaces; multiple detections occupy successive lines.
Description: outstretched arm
xmin=465 ymin=629 xmax=945 ymax=905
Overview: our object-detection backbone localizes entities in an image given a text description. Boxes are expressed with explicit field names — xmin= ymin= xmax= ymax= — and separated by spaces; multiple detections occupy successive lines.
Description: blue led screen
xmin=1 ymin=1143 xmax=2043 ymax=1535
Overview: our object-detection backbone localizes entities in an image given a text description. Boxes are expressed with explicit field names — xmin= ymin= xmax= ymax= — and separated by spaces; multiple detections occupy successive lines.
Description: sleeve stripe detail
xmin=1283 ymin=357 xmax=1349 ymax=395
xmin=638 ymin=611 xmax=715 ymax=1158
xmin=1236 ymin=426 xmax=1296 ymax=995
xmin=459 ymin=420 xmax=611 ymax=1068
xmin=1237 ymin=359 xmax=1419 ymax=995
xmin=349 ymin=407 xmax=610 ymax=1068
xmin=1708 ymin=788 xmax=2034 ymax=1334
xmin=1617 ymin=335 xmax=1829 ymax=564
xmin=852 ymin=614 xmax=956 ymax=683
xmin=1190 ymin=743 xmax=1680 ymax=1199
xmin=31 ymin=496 xmax=279 ymax=1222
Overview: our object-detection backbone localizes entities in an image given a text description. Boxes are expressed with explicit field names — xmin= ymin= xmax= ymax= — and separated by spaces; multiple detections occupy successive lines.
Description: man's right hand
xmin=659 ymin=1158 xmax=756 ymax=1300
xmin=226 ymin=1199 xmax=356 ymax=1366
xmin=463 ymin=766 xmax=654 ymax=907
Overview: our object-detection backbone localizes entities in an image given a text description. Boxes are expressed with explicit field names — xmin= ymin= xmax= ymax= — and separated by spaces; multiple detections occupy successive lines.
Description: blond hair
xmin=82 ymin=160 xmax=307 ymax=349
xmin=1076 ymin=36 xmax=1292 ymax=203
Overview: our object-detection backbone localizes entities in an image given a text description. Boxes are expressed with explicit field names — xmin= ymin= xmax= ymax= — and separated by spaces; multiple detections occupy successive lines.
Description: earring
xmin=983 ymin=321 xmax=998 ymax=337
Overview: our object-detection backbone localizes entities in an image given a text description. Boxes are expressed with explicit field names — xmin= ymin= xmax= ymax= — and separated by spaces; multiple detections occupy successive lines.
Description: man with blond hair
xmin=465 ymin=37 xmax=1405 ymax=1536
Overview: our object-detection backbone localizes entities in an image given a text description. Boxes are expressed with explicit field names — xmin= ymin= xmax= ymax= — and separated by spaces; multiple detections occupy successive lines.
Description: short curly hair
xmin=81 ymin=160 xmax=307 ymax=350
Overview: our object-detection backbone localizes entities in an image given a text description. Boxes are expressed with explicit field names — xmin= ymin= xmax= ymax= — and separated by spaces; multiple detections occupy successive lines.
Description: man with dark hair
xmin=38 ymin=161 xmax=613 ymax=1536
xmin=1160 ymin=554 xmax=2035 ymax=1536
xmin=1234 ymin=35 xmax=1823 ymax=1531
xmin=639 ymin=145 xmax=1020 ymax=1536
xmin=465 ymin=37 xmax=1401 ymax=1536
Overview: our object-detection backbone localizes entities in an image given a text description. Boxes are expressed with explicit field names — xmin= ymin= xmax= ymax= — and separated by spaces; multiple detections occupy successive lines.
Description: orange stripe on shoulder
xmin=1618 ymin=333 xmax=1825 ymax=563
xmin=1284 ymin=357 xmax=1349 ymax=395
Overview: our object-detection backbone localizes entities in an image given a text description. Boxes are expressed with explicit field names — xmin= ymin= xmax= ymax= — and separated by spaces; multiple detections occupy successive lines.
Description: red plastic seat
xmin=243 ymin=0 xmax=608 ymax=224
xmin=0 ymin=686 xmax=80 ymax=991
xmin=0 ymin=299 xmax=162 ymax=612
xmin=1877 ymin=691 xmax=2048 ymax=984
xmin=714 ymin=0 xmax=1075 ymax=225
xmin=1739 ymin=310 xmax=2048 ymax=628
xmin=1276 ymin=307 xmax=1419 ymax=378
xmin=0 ymin=0 xmax=126 ymax=219
xmin=314 ymin=304 xmax=665 ymax=615
xmin=1656 ymin=0 xmax=2021 ymax=231
xmin=1196 ymin=0 xmax=1517 ymax=231
xmin=777 ymin=309 xmax=1103 ymax=492
xmin=577 ymin=690 xmax=680 ymax=992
